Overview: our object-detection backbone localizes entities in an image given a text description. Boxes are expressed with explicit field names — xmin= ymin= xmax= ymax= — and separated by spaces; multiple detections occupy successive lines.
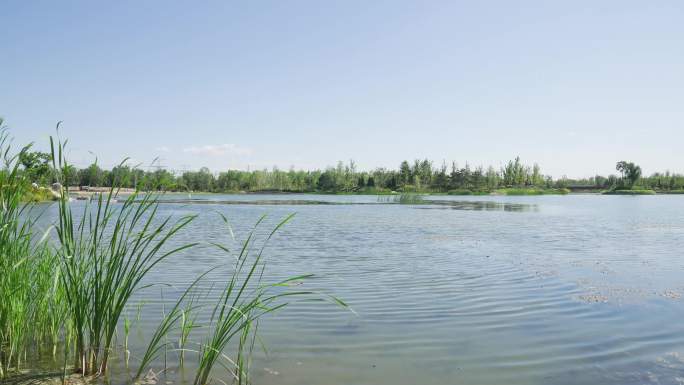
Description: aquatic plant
xmin=1 ymin=125 xmax=349 ymax=385
xmin=395 ymin=193 xmax=425 ymax=204
xmin=123 ymin=312 xmax=131 ymax=365
xmin=50 ymin=134 xmax=198 ymax=375
xmin=192 ymin=213 xmax=348 ymax=385
xmin=178 ymin=294 xmax=202 ymax=368
xmin=23 ymin=186 xmax=58 ymax=202
xmin=134 ymin=272 xmax=208 ymax=380
xmin=0 ymin=128 xmax=66 ymax=377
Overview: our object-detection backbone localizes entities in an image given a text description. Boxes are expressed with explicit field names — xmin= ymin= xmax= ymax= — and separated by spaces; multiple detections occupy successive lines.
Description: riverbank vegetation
xmin=494 ymin=187 xmax=571 ymax=195
xmin=19 ymin=147 xmax=684 ymax=196
xmin=3 ymin=116 xmax=682 ymax=196
xmin=1 ymin=130 xmax=347 ymax=384
xmin=603 ymin=189 xmax=656 ymax=195
xmin=0 ymin=130 xmax=65 ymax=377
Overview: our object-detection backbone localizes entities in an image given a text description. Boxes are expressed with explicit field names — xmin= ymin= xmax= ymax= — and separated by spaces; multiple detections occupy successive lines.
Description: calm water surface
xmin=37 ymin=194 xmax=684 ymax=384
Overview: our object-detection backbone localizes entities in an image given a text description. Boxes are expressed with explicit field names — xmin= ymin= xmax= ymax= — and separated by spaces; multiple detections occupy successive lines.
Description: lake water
xmin=35 ymin=194 xmax=684 ymax=385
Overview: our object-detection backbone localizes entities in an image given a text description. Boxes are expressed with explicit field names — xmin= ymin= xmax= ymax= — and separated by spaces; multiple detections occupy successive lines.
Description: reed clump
xmin=1 ymin=129 xmax=348 ymax=385
xmin=0 ymin=129 xmax=66 ymax=377
xmin=395 ymin=193 xmax=425 ymax=204
xmin=50 ymin=134 xmax=199 ymax=376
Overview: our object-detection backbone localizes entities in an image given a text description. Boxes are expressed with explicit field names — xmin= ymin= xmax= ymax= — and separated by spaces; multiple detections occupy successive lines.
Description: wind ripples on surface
xmin=54 ymin=194 xmax=684 ymax=385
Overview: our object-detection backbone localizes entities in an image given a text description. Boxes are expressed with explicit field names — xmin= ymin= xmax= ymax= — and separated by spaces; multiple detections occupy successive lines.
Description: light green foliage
xmin=32 ymin=155 xmax=558 ymax=194
xmin=615 ymin=161 xmax=642 ymax=188
xmin=0 ymin=127 xmax=65 ymax=377
xmin=19 ymin=150 xmax=52 ymax=184
xmin=394 ymin=193 xmax=426 ymax=204
xmin=50 ymin=134 xmax=199 ymax=375
xmin=22 ymin=186 xmax=57 ymax=202
xmin=1 ymin=114 xmax=682 ymax=196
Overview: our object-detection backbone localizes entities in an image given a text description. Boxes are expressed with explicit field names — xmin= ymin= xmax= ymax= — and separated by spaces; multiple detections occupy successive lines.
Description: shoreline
xmin=26 ymin=187 xmax=684 ymax=203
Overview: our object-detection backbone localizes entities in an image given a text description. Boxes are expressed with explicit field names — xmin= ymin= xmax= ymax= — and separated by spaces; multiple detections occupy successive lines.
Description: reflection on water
xmin=144 ymin=196 xmax=538 ymax=212
xmin=18 ymin=194 xmax=684 ymax=385
xmin=148 ymin=198 xmax=340 ymax=205
xmin=420 ymin=199 xmax=537 ymax=212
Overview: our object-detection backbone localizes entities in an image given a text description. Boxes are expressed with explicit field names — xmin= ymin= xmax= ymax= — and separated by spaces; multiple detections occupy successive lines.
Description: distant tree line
xmin=16 ymin=151 xmax=684 ymax=193
xmin=562 ymin=161 xmax=684 ymax=191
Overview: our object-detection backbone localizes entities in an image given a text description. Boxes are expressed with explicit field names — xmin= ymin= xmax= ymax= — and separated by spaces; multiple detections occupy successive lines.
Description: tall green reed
xmin=192 ymin=213 xmax=349 ymax=385
xmin=377 ymin=192 xmax=426 ymax=204
xmin=396 ymin=193 xmax=425 ymax=204
xmin=1 ymin=125 xmax=348 ymax=384
xmin=0 ymin=127 xmax=65 ymax=377
xmin=50 ymin=135 xmax=198 ymax=375
xmin=133 ymin=271 xmax=210 ymax=380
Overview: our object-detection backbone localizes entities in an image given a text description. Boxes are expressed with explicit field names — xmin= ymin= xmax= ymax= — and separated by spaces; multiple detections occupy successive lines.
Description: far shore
xmin=52 ymin=186 xmax=684 ymax=200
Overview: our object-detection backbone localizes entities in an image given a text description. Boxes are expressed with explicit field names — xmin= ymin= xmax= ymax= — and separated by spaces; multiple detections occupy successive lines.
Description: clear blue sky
xmin=2 ymin=0 xmax=682 ymax=178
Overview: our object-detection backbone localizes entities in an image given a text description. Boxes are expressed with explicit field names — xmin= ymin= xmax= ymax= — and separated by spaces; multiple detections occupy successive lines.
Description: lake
xmin=35 ymin=194 xmax=684 ymax=385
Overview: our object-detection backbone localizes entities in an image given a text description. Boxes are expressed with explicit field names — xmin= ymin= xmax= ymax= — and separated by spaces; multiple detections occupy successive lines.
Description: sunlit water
xmin=28 ymin=194 xmax=684 ymax=385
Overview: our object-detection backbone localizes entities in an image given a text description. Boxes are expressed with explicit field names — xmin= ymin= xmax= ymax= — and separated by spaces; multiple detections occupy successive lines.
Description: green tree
xmin=616 ymin=161 xmax=642 ymax=188
xmin=317 ymin=169 xmax=337 ymax=191
xmin=78 ymin=163 xmax=104 ymax=186
xmin=19 ymin=150 xmax=52 ymax=183
xmin=399 ymin=161 xmax=412 ymax=186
